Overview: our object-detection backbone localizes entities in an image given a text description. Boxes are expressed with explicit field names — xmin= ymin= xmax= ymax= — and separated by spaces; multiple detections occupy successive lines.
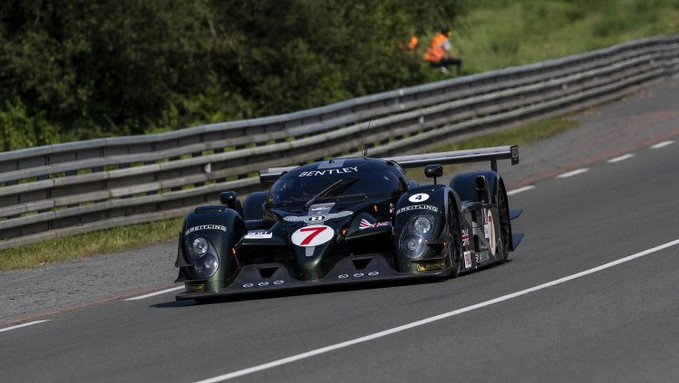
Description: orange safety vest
xmin=407 ymin=35 xmax=419 ymax=51
xmin=423 ymin=33 xmax=448 ymax=63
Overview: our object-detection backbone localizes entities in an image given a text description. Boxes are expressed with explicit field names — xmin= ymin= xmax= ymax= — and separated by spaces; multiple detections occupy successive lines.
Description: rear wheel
xmin=497 ymin=187 xmax=511 ymax=263
xmin=447 ymin=200 xmax=463 ymax=278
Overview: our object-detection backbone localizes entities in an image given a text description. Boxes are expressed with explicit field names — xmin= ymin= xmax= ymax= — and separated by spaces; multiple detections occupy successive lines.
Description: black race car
xmin=174 ymin=146 xmax=523 ymax=301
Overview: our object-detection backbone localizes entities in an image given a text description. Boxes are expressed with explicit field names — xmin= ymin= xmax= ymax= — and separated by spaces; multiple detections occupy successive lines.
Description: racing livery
xmin=175 ymin=146 xmax=523 ymax=301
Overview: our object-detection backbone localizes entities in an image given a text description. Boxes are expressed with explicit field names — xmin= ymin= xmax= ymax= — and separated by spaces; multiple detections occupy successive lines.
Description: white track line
xmin=124 ymin=286 xmax=184 ymax=301
xmin=507 ymin=185 xmax=535 ymax=196
xmin=0 ymin=320 xmax=51 ymax=333
xmin=192 ymin=238 xmax=679 ymax=383
xmin=556 ymin=168 xmax=589 ymax=178
xmin=651 ymin=140 xmax=674 ymax=149
xmin=607 ymin=153 xmax=635 ymax=163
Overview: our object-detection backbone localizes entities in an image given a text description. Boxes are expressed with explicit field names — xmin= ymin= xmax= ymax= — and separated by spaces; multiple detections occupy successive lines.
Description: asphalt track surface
xmin=1 ymin=78 xmax=678 ymax=382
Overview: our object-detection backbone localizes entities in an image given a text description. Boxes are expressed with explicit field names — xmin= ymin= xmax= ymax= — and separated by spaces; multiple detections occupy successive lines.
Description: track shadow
xmin=150 ymin=277 xmax=443 ymax=308
xmin=151 ymin=300 xmax=196 ymax=308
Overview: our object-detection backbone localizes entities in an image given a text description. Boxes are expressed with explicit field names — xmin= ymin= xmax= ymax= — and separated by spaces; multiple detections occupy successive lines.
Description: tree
xmin=0 ymin=0 xmax=467 ymax=150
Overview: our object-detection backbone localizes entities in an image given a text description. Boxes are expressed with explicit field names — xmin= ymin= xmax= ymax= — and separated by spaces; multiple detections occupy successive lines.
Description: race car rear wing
xmin=259 ymin=145 xmax=519 ymax=184
xmin=386 ymin=145 xmax=519 ymax=172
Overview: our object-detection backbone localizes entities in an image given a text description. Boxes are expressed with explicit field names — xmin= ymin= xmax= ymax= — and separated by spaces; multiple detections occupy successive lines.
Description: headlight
xmin=413 ymin=216 xmax=433 ymax=235
xmin=191 ymin=253 xmax=220 ymax=279
xmin=401 ymin=235 xmax=427 ymax=259
xmin=186 ymin=236 xmax=219 ymax=279
xmin=190 ymin=237 xmax=209 ymax=259
xmin=398 ymin=214 xmax=437 ymax=260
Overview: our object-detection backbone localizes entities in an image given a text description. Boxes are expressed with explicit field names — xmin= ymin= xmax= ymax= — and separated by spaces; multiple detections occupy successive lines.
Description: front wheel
xmin=447 ymin=200 xmax=463 ymax=278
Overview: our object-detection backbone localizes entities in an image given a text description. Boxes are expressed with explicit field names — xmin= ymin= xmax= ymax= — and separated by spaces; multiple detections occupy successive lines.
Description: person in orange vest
xmin=423 ymin=26 xmax=462 ymax=74
xmin=406 ymin=34 xmax=419 ymax=52
xmin=399 ymin=29 xmax=419 ymax=53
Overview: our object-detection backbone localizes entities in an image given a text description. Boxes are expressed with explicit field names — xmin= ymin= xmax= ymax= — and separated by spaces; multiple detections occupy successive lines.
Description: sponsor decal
xmin=309 ymin=215 xmax=325 ymax=222
xmin=244 ymin=230 xmax=273 ymax=239
xmin=475 ymin=250 xmax=490 ymax=264
xmin=338 ymin=271 xmax=380 ymax=279
xmin=485 ymin=209 xmax=496 ymax=255
xmin=464 ymin=251 xmax=472 ymax=268
xmin=185 ymin=224 xmax=227 ymax=235
xmin=408 ymin=193 xmax=430 ymax=203
xmin=461 ymin=229 xmax=470 ymax=247
xmin=291 ymin=225 xmax=334 ymax=247
xmin=242 ymin=280 xmax=285 ymax=288
xmin=396 ymin=204 xmax=439 ymax=215
xmin=283 ymin=210 xmax=353 ymax=224
xmin=185 ymin=283 xmax=204 ymax=292
xmin=298 ymin=167 xmax=358 ymax=177
xmin=416 ymin=261 xmax=445 ymax=272
xmin=359 ymin=218 xmax=392 ymax=230
xmin=309 ymin=203 xmax=334 ymax=213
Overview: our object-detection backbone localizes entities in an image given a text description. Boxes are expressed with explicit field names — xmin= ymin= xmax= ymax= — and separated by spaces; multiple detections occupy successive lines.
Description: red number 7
xmin=299 ymin=227 xmax=327 ymax=246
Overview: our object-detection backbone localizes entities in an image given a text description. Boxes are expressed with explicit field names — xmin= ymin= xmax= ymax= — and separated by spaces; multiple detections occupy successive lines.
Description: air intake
xmin=352 ymin=257 xmax=373 ymax=270
xmin=258 ymin=266 xmax=278 ymax=279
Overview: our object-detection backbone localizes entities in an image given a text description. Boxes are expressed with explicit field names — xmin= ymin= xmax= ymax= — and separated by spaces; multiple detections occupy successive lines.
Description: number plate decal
xmin=291 ymin=225 xmax=334 ymax=247
xmin=408 ymin=193 xmax=430 ymax=203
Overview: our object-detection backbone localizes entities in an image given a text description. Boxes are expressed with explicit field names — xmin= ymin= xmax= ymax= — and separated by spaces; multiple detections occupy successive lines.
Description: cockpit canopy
xmin=269 ymin=158 xmax=407 ymax=207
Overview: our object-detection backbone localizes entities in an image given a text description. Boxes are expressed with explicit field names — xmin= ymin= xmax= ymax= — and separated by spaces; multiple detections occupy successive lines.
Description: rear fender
xmin=450 ymin=171 xmax=501 ymax=204
xmin=451 ymin=171 xmax=518 ymax=252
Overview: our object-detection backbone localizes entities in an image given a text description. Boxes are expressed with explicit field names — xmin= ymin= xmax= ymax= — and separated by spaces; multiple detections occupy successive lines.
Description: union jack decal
xmin=359 ymin=218 xmax=392 ymax=230
xmin=461 ymin=229 xmax=470 ymax=246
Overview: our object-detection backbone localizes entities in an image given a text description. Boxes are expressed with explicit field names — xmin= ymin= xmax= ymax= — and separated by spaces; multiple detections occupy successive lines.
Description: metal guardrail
xmin=1 ymin=36 xmax=678 ymax=250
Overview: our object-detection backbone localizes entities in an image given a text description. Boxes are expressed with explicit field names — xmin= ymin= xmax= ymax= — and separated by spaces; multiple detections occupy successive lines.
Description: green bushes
xmin=0 ymin=0 xmax=677 ymax=151
xmin=0 ymin=98 xmax=58 ymax=151
xmin=1 ymin=0 xmax=466 ymax=150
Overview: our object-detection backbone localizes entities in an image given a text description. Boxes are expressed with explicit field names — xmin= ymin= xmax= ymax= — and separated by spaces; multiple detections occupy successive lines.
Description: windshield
xmin=271 ymin=167 xmax=406 ymax=207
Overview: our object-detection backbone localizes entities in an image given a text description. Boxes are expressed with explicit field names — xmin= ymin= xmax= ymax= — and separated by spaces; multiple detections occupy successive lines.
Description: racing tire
xmin=497 ymin=186 xmax=510 ymax=263
xmin=447 ymin=199 xmax=463 ymax=278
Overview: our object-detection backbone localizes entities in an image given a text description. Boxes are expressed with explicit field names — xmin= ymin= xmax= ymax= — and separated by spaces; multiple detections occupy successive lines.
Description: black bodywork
xmin=175 ymin=146 xmax=523 ymax=301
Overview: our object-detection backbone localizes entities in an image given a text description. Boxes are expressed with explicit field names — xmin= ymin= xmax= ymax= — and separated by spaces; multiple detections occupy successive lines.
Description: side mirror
xmin=219 ymin=191 xmax=238 ymax=207
xmin=424 ymin=164 xmax=443 ymax=184
xmin=219 ymin=190 xmax=242 ymax=215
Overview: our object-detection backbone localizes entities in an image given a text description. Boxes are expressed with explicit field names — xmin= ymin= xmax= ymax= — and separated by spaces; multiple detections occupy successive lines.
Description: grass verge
xmin=0 ymin=218 xmax=182 ymax=271
xmin=455 ymin=0 xmax=679 ymax=75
